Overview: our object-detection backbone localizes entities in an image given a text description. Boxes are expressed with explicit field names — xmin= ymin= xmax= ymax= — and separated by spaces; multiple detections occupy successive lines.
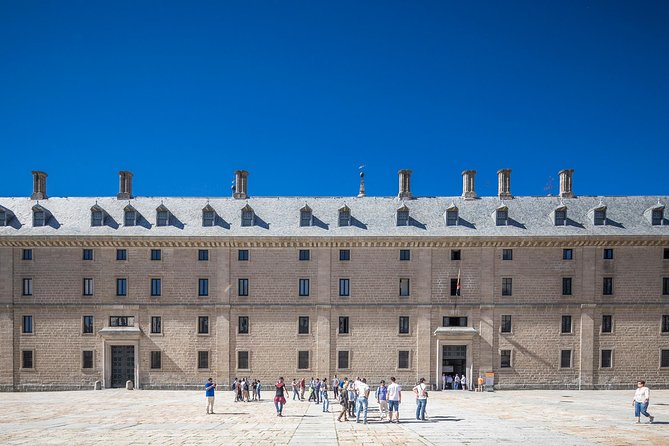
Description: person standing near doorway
xmin=441 ymin=372 xmax=447 ymax=390
xmin=632 ymin=380 xmax=654 ymax=424
xmin=205 ymin=377 xmax=216 ymax=414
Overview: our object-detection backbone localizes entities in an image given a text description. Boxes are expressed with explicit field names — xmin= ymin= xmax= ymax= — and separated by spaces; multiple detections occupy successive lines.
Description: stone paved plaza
xmin=0 ymin=389 xmax=668 ymax=445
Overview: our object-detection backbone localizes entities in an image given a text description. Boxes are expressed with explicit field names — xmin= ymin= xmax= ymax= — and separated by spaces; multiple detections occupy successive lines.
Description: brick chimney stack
xmin=461 ymin=170 xmax=477 ymax=200
xmin=117 ymin=171 xmax=134 ymax=200
xmin=497 ymin=169 xmax=512 ymax=200
xmin=233 ymin=170 xmax=249 ymax=199
xmin=31 ymin=171 xmax=48 ymax=200
xmin=558 ymin=169 xmax=575 ymax=198
xmin=398 ymin=169 xmax=413 ymax=199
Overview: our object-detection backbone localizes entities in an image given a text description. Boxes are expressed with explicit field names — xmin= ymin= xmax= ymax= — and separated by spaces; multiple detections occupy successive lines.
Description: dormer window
xmin=91 ymin=206 xmax=105 ymax=227
xmin=0 ymin=207 xmax=9 ymax=226
xmin=554 ymin=207 xmax=567 ymax=226
xmin=156 ymin=206 xmax=170 ymax=227
xmin=300 ymin=205 xmax=312 ymax=227
xmin=338 ymin=206 xmax=351 ymax=227
xmin=594 ymin=207 xmax=606 ymax=226
xmin=124 ymin=206 xmax=137 ymax=227
xmin=202 ymin=206 xmax=215 ymax=227
xmin=396 ymin=205 xmax=410 ymax=226
xmin=32 ymin=205 xmax=48 ymax=227
xmin=445 ymin=205 xmax=458 ymax=226
xmin=241 ymin=205 xmax=254 ymax=227
xmin=496 ymin=206 xmax=508 ymax=226
xmin=652 ymin=208 xmax=664 ymax=226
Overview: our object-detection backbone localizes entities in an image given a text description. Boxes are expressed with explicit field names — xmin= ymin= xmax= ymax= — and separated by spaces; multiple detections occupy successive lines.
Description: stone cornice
xmin=0 ymin=235 xmax=666 ymax=248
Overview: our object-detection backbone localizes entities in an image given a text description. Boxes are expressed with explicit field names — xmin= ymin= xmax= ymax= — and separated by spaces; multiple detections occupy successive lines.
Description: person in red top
xmin=274 ymin=377 xmax=289 ymax=416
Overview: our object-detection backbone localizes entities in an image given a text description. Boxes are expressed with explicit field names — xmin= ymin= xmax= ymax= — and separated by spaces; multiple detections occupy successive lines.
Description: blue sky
xmin=1 ymin=0 xmax=667 ymax=198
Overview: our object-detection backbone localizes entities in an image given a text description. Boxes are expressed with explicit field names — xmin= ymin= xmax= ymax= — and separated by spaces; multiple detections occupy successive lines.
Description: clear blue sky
xmin=1 ymin=1 xmax=667 ymax=198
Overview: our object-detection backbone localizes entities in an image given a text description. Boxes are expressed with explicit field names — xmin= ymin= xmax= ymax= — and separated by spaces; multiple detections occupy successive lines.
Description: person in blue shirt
xmin=205 ymin=377 xmax=216 ymax=414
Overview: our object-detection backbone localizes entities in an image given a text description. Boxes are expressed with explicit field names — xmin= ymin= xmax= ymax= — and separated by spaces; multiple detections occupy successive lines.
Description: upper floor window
xmin=91 ymin=207 xmax=105 ymax=227
xmin=396 ymin=205 xmax=410 ymax=226
xmin=602 ymin=315 xmax=613 ymax=333
xmin=338 ymin=316 xmax=349 ymax=334
xmin=399 ymin=316 xmax=410 ymax=334
xmin=399 ymin=278 xmax=410 ymax=297
xmin=563 ymin=249 xmax=573 ymax=260
xmin=400 ymin=249 xmax=411 ymax=261
xmin=151 ymin=278 xmax=161 ymax=296
xmin=665 ymin=248 xmax=669 ymax=260
xmin=116 ymin=249 xmax=127 ymax=261
xmin=496 ymin=207 xmax=508 ymax=226
xmin=502 ymin=278 xmax=513 ymax=296
xmin=300 ymin=206 xmax=312 ymax=227
xmin=298 ymin=316 xmax=310 ymax=334
xmin=561 ymin=315 xmax=572 ymax=334
xmin=32 ymin=207 xmax=47 ymax=227
xmin=241 ymin=205 xmax=254 ymax=227
xmin=501 ymin=315 xmax=512 ymax=333
xmin=339 ymin=249 xmax=350 ymax=261
xmin=22 ymin=315 xmax=33 ymax=334
xmin=338 ymin=206 xmax=351 ymax=227
xmin=451 ymin=249 xmax=461 ymax=261
xmin=202 ymin=207 xmax=215 ymax=227
xmin=124 ymin=206 xmax=137 ymax=226
xmin=661 ymin=314 xmax=669 ymax=333
xmin=198 ymin=316 xmax=209 ymax=334
xmin=299 ymin=249 xmax=310 ymax=261
xmin=554 ymin=209 xmax=567 ymax=226
xmin=22 ymin=249 xmax=33 ymax=260
xmin=594 ymin=207 xmax=606 ymax=226
xmin=109 ymin=316 xmax=133 ymax=327
xmin=445 ymin=207 xmax=458 ymax=226
xmin=298 ymin=279 xmax=310 ymax=297
xmin=151 ymin=316 xmax=162 ymax=334
xmin=238 ymin=316 xmax=249 ymax=334
xmin=82 ymin=315 xmax=94 ymax=334
xmin=603 ymin=248 xmax=614 ymax=260
xmin=238 ymin=249 xmax=249 ymax=261
xmin=198 ymin=278 xmax=209 ymax=296
xmin=22 ymin=278 xmax=33 ymax=296
xmin=443 ymin=316 xmax=468 ymax=327
xmin=339 ymin=278 xmax=350 ymax=297
xmin=603 ymin=277 xmax=613 ymax=295
xmin=663 ymin=277 xmax=669 ymax=296
xmin=238 ymin=278 xmax=249 ymax=296
xmin=151 ymin=249 xmax=161 ymax=261
xmin=198 ymin=249 xmax=209 ymax=261
xmin=83 ymin=249 xmax=94 ymax=261
xmin=502 ymin=249 xmax=513 ymax=260
xmin=156 ymin=206 xmax=170 ymax=227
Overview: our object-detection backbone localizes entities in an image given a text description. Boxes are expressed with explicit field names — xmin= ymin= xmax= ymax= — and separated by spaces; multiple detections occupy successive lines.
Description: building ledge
xmin=433 ymin=327 xmax=478 ymax=339
xmin=99 ymin=326 xmax=142 ymax=340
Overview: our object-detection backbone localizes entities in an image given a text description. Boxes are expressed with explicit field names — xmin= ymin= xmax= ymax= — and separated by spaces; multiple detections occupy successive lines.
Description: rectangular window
xmin=653 ymin=209 xmax=664 ymax=226
xmin=446 ymin=210 xmax=458 ymax=226
xmin=502 ymin=278 xmax=513 ymax=296
xmin=22 ymin=315 xmax=33 ymax=334
xmin=603 ymin=248 xmax=614 ymax=260
xmin=198 ymin=249 xmax=209 ymax=261
xmin=300 ymin=210 xmax=312 ymax=227
xmin=238 ymin=316 xmax=249 ymax=334
xmin=202 ymin=210 xmax=215 ymax=227
xmin=443 ymin=317 xmax=468 ymax=327
xmin=450 ymin=278 xmax=460 ymax=296
xmin=501 ymin=315 xmax=512 ymax=333
xmin=151 ymin=249 xmax=161 ymax=261
xmin=298 ymin=316 xmax=310 ymax=334
xmin=496 ymin=210 xmax=508 ymax=226
xmin=198 ymin=351 xmax=209 ymax=369
xmin=338 ymin=351 xmax=349 ymax=369
xmin=22 ymin=278 xmax=33 ymax=296
xmin=338 ymin=316 xmax=349 ymax=334
xmin=299 ymin=249 xmax=310 ymax=261
xmin=662 ymin=315 xmax=669 ymax=333
xmin=82 ymin=316 xmax=94 ymax=334
xmin=398 ymin=351 xmax=410 ymax=369
xmin=83 ymin=278 xmax=94 ymax=296
xmin=109 ymin=316 xmax=133 ymax=327
xmin=399 ymin=249 xmax=411 ymax=261
xmin=298 ymin=351 xmax=309 ymax=369
xmin=339 ymin=279 xmax=350 ymax=297
xmin=339 ymin=249 xmax=350 ymax=261
xmin=399 ymin=316 xmax=409 ymax=334
xmin=82 ymin=350 xmax=94 ymax=369
xmin=594 ymin=210 xmax=606 ymax=226
xmin=665 ymin=248 xmax=669 ymax=260
xmin=563 ymin=249 xmax=573 ymax=260
xmin=396 ymin=210 xmax=409 ymax=226
xmin=338 ymin=210 xmax=350 ymax=227
xmin=500 ymin=350 xmax=511 ymax=368
xmin=151 ymin=316 xmax=162 ymax=334
xmin=198 ymin=316 xmax=209 ymax=334
xmin=238 ymin=249 xmax=249 ymax=261
xmin=555 ymin=210 xmax=567 ymax=226
xmin=663 ymin=278 xmax=669 ymax=296
xmin=238 ymin=351 xmax=249 ymax=369
xmin=116 ymin=278 xmax=127 ymax=296
xmin=451 ymin=249 xmax=461 ymax=261
xmin=22 ymin=249 xmax=33 ymax=260
xmin=560 ymin=349 xmax=572 ymax=368
xmin=602 ymin=315 xmax=612 ymax=333
xmin=399 ymin=278 xmax=410 ymax=297
xmin=562 ymin=278 xmax=572 ymax=296
xmin=603 ymin=277 xmax=613 ymax=295
xmin=661 ymin=350 xmax=669 ymax=368
xmin=299 ymin=279 xmax=310 ymax=297
xmin=241 ymin=210 xmax=254 ymax=227
xmin=124 ymin=210 xmax=136 ymax=227
xmin=601 ymin=350 xmax=612 ymax=368
xmin=238 ymin=278 xmax=249 ymax=296
xmin=151 ymin=351 xmax=161 ymax=369
xmin=83 ymin=249 xmax=93 ymax=261
xmin=33 ymin=210 xmax=45 ymax=226
xmin=561 ymin=315 xmax=572 ymax=334
xmin=151 ymin=278 xmax=161 ymax=297
xmin=198 ymin=278 xmax=209 ymax=297
xmin=116 ymin=249 xmax=127 ymax=261
xmin=157 ymin=210 xmax=169 ymax=227
xmin=502 ymin=249 xmax=513 ymax=260
xmin=22 ymin=350 xmax=34 ymax=369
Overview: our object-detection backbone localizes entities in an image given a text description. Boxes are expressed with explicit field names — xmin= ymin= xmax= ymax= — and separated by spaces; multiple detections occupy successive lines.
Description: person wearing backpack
xmin=413 ymin=377 xmax=428 ymax=421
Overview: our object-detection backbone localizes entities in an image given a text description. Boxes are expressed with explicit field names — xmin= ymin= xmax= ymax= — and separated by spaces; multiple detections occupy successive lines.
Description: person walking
xmin=315 ymin=378 xmax=322 ymax=404
xmin=292 ymin=379 xmax=299 ymax=400
xmin=633 ymin=380 xmax=654 ymax=424
xmin=337 ymin=384 xmax=349 ymax=422
xmin=256 ymin=379 xmax=261 ymax=400
xmin=461 ymin=375 xmax=467 ymax=391
xmin=454 ymin=374 xmax=461 ymax=390
xmin=387 ymin=376 xmax=402 ymax=423
xmin=321 ymin=378 xmax=330 ymax=412
xmin=355 ymin=378 xmax=370 ymax=424
xmin=376 ymin=380 xmax=389 ymax=421
xmin=332 ymin=375 xmax=339 ymax=399
xmin=204 ymin=377 xmax=216 ymax=414
xmin=413 ymin=378 xmax=428 ymax=421
xmin=232 ymin=377 xmax=239 ymax=402
xmin=299 ymin=377 xmax=306 ymax=400
xmin=347 ymin=378 xmax=357 ymax=418
xmin=242 ymin=378 xmax=250 ymax=402
xmin=274 ymin=377 xmax=289 ymax=417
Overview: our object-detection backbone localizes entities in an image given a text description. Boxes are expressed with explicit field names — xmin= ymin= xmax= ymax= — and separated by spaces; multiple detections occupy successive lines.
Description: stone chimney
xmin=497 ymin=169 xmax=512 ymax=200
xmin=357 ymin=172 xmax=366 ymax=198
xmin=117 ymin=171 xmax=134 ymax=200
xmin=461 ymin=170 xmax=477 ymax=200
xmin=558 ymin=169 xmax=575 ymax=198
xmin=233 ymin=170 xmax=249 ymax=199
xmin=398 ymin=169 xmax=413 ymax=199
xmin=31 ymin=171 xmax=48 ymax=200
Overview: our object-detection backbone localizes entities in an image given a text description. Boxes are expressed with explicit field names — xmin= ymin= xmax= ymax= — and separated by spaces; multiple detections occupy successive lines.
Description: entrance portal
xmin=111 ymin=346 xmax=135 ymax=388
xmin=442 ymin=345 xmax=467 ymax=377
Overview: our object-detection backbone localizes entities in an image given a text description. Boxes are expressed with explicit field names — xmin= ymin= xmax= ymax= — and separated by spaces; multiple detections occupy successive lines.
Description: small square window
xmin=151 ymin=316 xmax=162 ymax=334
xmin=198 ymin=316 xmax=209 ymax=334
xmin=198 ymin=278 xmax=209 ymax=297
xmin=603 ymin=248 xmax=614 ymax=260
xmin=298 ymin=351 xmax=310 ymax=369
xmin=237 ymin=351 xmax=249 ymax=369
xmin=151 ymin=351 xmax=162 ymax=369
xmin=561 ymin=315 xmax=572 ymax=334
xmin=563 ymin=249 xmax=573 ymax=260
xmin=198 ymin=351 xmax=209 ymax=369
xmin=22 ymin=350 xmax=34 ymax=369
xmin=502 ymin=278 xmax=512 ymax=296
xmin=398 ymin=351 xmax=410 ymax=369
xmin=116 ymin=278 xmax=127 ymax=296
xmin=451 ymin=250 xmax=461 ymax=261
xmin=238 ymin=250 xmax=249 ymax=261
xmin=116 ymin=249 xmax=127 ymax=261
xmin=502 ymin=249 xmax=513 ymax=261
xmin=339 ymin=279 xmax=350 ymax=297
xmin=238 ymin=278 xmax=249 ymax=296
xmin=601 ymin=350 xmax=612 ymax=368
xmin=560 ymin=349 xmax=572 ymax=368
xmin=22 ymin=249 xmax=33 ymax=260
xmin=82 ymin=350 xmax=94 ymax=369
xmin=603 ymin=277 xmax=613 ymax=295
xmin=399 ymin=316 xmax=410 ymax=334
xmin=562 ymin=278 xmax=572 ymax=296
xmin=500 ymin=349 xmax=511 ymax=368
xmin=238 ymin=316 xmax=249 ymax=334
xmin=82 ymin=316 xmax=94 ymax=334
xmin=151 ymin=249 xmax=162 ymax=261
xmin=601 ymin=315 xmax=612 ymax=333
xmin=83 ymin=249 xmax=94 ymax=261
xmin=399 ymin=249 xmax=411 ymax=261
xmin=338 ymin=350 xmax=349 ymax=369
xmin=299 ymin=249 xmax=310 ymax=261
xmin=198 ymin=250 xmax=209 ymax=261
xmin=338 ymin=316 xmax=349 ymax=334
xmin=22 ymin=315 xmax=33 ymax=334
xmin=151 ymin=278 xmax=161 ymax=297
xmin=298 ymin=316 xmax=310 ymax=334
xmin=299 ymin=278 xmax=310 ymax=297
xmin=501 ymin=315 xmax=512 ymax=333
xmin=399 ymin=278 xmax=410 ymax=297
xmin=339 ymin=249 xmax=350 ymax=261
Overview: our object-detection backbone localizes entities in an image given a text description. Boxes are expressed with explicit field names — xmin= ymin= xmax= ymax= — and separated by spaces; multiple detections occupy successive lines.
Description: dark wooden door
xmin=111 ymin=346 xmax=135 ymax=388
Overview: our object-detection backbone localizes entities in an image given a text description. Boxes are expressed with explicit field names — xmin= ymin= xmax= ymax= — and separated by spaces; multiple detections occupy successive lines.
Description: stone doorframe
xmin=434 ymin=327 xmax=478 ymax=390
xmin=99 ymin=327 xmax=142 ymax=389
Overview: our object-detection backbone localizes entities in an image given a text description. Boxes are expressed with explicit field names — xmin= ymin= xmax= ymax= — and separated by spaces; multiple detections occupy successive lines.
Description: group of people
xmin=231 ymin=377 xmax=262 ymax=402
xmin=441 ymin=372 xmax=468 ymax=390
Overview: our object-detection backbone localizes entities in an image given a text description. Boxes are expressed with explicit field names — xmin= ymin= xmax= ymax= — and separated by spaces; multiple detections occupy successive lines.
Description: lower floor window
xmin=298 ymin=351 xmax=309 ymax=369
xmin=560 ymin=349 xmax=572 ymax=368
xmin=500 ymin=349 xmax=511 ymax=368
xmin=22 ymin=350 xmax=34 ymax=369
xmin=662 ymin=349 xmax=669 ymax=368
xmin=238 ymin=351 xmax=249 ymax=370
xmin=600 ymin=349 xmax=613 ymax=368
xmin=151 ymin=351 xmax=162 ymax=369
xmin=398 ymin=350 xmax=410 ymax=369
xmin=198 ymin=351 xmax=209 ymax=369
xmin=338 ymin=350 xmax=349 ymax=369
xmin=82 ymin=350 xmax=94 ymax=369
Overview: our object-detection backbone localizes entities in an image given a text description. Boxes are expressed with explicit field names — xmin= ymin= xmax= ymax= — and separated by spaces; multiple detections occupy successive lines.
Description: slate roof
xmin=0 ymin=195 xmax=667 ymax=238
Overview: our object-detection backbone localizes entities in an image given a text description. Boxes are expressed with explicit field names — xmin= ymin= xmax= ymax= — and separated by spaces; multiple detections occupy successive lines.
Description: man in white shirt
xmin=632 ymin=380 xmax=654 ymax=424
xmin=355 ymin=378 xmax=370 ymax=424
xmin=413 ymin=378 xmax=428 ymax=421
xmin=386 ymin=376 xmax=402 ymax=423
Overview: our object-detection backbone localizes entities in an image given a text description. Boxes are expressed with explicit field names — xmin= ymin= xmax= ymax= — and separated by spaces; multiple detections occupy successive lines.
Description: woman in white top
xmin=632 ymin=380 xmax=654 ymax=424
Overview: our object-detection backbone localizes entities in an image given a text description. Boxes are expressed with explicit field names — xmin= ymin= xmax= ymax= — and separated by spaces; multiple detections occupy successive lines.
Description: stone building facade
xmin=1 ymin=169 xmax=668 ymax=391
